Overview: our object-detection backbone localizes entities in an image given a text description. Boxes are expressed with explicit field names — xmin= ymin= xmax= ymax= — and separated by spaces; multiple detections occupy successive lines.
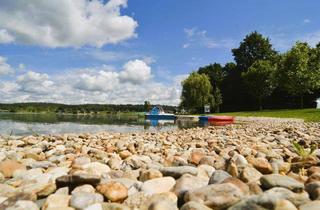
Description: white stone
xmin=141 ymin=177 xmax=176 ymax=195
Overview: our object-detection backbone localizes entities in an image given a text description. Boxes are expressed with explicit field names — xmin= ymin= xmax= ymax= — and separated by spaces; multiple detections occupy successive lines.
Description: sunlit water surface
xmin=0 ymin=112 xmax=201 ymax=136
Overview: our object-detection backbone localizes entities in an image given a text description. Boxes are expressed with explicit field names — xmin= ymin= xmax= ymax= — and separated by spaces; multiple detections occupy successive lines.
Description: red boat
xmin=199 ymin=115 xmax=235 ymax=126
xmin=207 ymin=116 xmax=234 ymax=122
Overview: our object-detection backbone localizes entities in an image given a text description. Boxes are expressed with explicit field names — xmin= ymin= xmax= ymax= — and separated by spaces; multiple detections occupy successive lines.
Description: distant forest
xmin=0 ymin=103 xmax=177 ymax=114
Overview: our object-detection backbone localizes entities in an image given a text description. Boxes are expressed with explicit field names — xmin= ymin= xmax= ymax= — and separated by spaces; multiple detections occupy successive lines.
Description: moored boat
xmin=199 ymin=115 xmax=235 ymax=123
xmin=145 ymin=106 xmax=176 ymax=120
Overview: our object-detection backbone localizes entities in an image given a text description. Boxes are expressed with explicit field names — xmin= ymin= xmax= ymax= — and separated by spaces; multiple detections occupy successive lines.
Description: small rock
xmin=73 ymin=156 xmax=91 ymax=168
xmin=141 ymin=177 xmax=176 ymax=195
xmin=190 ymin=148 xmax=205 ymax=165
xmin=107 ymin=157 xmax=122 ymax=170
xmin=0 ymin=193 xmax=36 ymax=209
xmin=228 ymin=187 xmax=310 ymax=209
xmin=305 ymin=181 xmax=320 ymax=200
xmin=147 ymin=200 xmax=178 ymax=210
xmin=24 ymin=153 xmax=46 ymax=161
xmin=197 ymin=164 xmax=215 ymax=179
xmin=274 ymin=199 xmax=297 ymax=210
xmin=141 ymin=192 xmax=177 ymax=210
xmin=55 ymin=187 xmax=69 ymax=195
xmin=0 ymin=172 xmax=5 ymax=182
xmin=240 ymin=166 xmax=262 ymax=183
xmin=184 ymin=183 xmax=244 ymax=209
xmin=82 ymin=162 xmax=110 ymax=177
xmin=119 ymin=151 xmax=132 ymax=159
xmin=248 ymin=182 xmax=263 ymax=194
xmin=199 ymin=156 xmax=215 ymax=166
xmin=0 ymin=152 xmax=6 ymax=162
xmin=308 ymin=166 xmax=320 ymax=176
xmin=260 ymin=174 xmax=304 ymax=192
xmin=222 ymin=177 xmax=249 ymax=195
xmin=0 ymin=184 xmax=18 ymax=197
xmin=70 ymin=192 xmax=104 ymax=209
xmin=227 ymin=162 xmax=238 ymax=177
xmin=56 ymin=174 xmax=101 ymax=190
xmin=0 ymin=160 xmax=26 ymax=178
xmin=299 ymin=200 xmax=320 ymax=210
xmin=72 ymin=184 xmax=96 ymax=194
xmin=47 ymin=166 xmax=70 ymax=181
xmin=5 ymin=200 xmax=39 ymax=210
xmin=271 ymin=160 xmax=291 ymax=174
xmin=231 ymin=154 xmax=248 ymax=168
xmin=249 ymin=157 xmax=273 ymax=174
xmin=123 ymin=192 xmax=148 ymax=209
xmin=97 ymin=181 xmax=128 ymax=202
xmin=31 ymin=161 xmax=55 ymax=169
xmin=101 ymin=202 xmax=130 ymax=210
xmin=180 ymin=201 xmax=212 ymax=210
xmin=173 ymin=174 xmax=208 ymax=199
xmin=306 ymin=172 xmax=320 ymax=184
xmin=160 ymin=166 xmax=198 ymax=179
xmin=42 ymin=194 xmax=71 ymax=210
xmin=208 ymin=170 xmax=232 ymax=184
xmin=139 ymin=169 xmax=163 ymax=182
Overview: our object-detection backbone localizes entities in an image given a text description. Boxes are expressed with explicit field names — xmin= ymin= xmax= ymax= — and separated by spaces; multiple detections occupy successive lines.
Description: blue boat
xmin=145 ymin=106 xmax=176 ymax=120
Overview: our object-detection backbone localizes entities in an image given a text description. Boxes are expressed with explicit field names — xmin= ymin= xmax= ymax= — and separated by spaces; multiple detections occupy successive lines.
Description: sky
xmin=0 ymin=0 xmax=320 ymax=105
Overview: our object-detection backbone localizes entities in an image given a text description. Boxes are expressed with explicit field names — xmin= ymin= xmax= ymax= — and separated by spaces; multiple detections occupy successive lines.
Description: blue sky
xmin=0 ymin=0 xmax=320 ymax=105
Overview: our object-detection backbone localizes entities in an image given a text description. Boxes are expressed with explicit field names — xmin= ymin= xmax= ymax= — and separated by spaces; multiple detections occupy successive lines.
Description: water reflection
xmin=0 ymin=112 xmax=199 ymax=135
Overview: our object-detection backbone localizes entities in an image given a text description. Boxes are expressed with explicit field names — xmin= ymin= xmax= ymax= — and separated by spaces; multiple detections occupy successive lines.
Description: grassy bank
xmin=215 ymin=108 xmax=320 ymax=122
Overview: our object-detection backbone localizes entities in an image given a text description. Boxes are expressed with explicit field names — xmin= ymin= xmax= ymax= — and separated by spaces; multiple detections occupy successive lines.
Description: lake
xmin=0 ymin=112 xmax=201 ymax=136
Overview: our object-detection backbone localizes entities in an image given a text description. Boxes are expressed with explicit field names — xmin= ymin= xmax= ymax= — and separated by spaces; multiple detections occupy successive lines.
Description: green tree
xmin=198 ymin=63 xmax=225 ymax=112
xmin=242 ymin=60 xmax=276 ymax=110
xmin=277 ymin=42 xmax=320 ymax=108
xmin=232 ymin=31 xmax=277 ymax=72
xmin=181 ymin=72 xmax=214 ymax=113
xmin=144 ymin=101 xmax=151 ymax=112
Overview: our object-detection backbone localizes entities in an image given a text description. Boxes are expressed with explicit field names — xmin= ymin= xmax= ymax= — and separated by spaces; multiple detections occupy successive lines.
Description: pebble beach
xmin=0 ymin=120 xmax=320 ymax=210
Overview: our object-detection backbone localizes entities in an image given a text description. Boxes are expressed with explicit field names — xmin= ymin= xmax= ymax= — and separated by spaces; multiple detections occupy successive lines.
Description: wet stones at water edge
xmin=0 ymin=121 xmax=319 ymax=209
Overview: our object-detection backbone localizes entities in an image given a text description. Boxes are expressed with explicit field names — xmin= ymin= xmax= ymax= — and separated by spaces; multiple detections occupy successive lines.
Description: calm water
xmin=0 ymin=112 xmax=200 ymax=135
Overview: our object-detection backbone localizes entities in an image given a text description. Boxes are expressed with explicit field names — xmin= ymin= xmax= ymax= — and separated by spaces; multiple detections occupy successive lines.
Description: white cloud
xmin=18 ymin=64 xmax=25 ymax=70
xmin=0 ymin=0 xmax=138 ymax=48
xmin=300 ymin=31 xmax=320 ymax=47
xmin=89 ymin=50 xmax=156 ymax=66
xmin=17 ymin=71 xmax=54 ymax=94
xmin=119 ymin=59 xmax=152 ymax=84
xmin=0 ymin=59 xmax=183 ymax=105
xmin=304 ymin=19 xmax=311 ymax=24
xmin=75 ymin=70 xmax=119 ymax=92
xmin=0 ymin=56 xmax=14 ymax=76
xmin=90 ymin=50 xmax=127 ymax=62
xmin=183 ymin=27 xmax=236 ymax=49
xmin=269 ymin=30 xmax=320 ymax=51
xmin=0 ymin=29 xmax=14 ymax=44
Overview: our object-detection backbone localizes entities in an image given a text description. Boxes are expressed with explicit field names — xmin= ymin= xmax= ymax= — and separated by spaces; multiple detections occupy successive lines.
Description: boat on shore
xmin=145 ymin=106 xmax=176 ymax=120
xmin=199 ymin=115 xmax=235 ymax=125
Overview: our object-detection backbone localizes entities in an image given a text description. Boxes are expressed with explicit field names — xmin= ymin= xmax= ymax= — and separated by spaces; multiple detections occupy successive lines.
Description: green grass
xmin=214 ymin=108 xmax=320 ymax=122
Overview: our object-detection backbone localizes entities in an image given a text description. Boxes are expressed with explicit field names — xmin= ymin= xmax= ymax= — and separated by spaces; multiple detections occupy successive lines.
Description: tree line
xmin=0 ymin=102 xmax=176 ymax=114
xmin=181 ymin=31 xmax=320 ymax=113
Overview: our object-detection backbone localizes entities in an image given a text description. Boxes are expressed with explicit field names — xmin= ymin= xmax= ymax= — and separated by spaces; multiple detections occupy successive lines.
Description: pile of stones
xmin=0 ymin=121 xmax=319 ymax=209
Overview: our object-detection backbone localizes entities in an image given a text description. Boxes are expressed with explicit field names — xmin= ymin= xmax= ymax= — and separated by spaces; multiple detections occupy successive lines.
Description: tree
xmin=220 ymin=62 xmax=239 ymax=111
xmin=180 ymin=72 xmax=214 ymax=113
xmin=144 ymin=101 xmax=151 ymax=112
xmin=277 ymin=42 xmax=320 ymax=108
xmin=242 ymin=60 xmax=276 ymax=110
xmin=232 ymin=31 xmax=277 ymax=72
xmin=198 ymin=63 xmax=225 ymax=112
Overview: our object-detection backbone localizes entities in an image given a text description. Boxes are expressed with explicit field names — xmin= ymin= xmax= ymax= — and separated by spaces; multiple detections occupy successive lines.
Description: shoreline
xmin=0 ymin=121 xmax=320 ymax=209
